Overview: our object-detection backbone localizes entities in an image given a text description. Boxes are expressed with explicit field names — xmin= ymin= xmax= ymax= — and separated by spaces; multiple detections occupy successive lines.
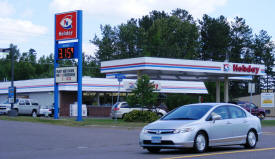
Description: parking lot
xmin=1 ymin=120 xmax=275 ymax=159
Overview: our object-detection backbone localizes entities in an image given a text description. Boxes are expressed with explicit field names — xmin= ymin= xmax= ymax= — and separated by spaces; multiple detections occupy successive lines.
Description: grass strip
xmin=261 ymin=120 xmax=275 ymax=127
xmin=1 ymin=116 xmax=275 ymax=127
xmin=0 ymin=116 xmax=147 ymax=128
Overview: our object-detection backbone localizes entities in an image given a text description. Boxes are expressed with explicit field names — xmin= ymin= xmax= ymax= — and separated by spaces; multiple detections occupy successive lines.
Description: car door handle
xmin=243 ymin=120 xmax=248 ymax=123
xmin=226 ymin=121 xmax=232 ymax=124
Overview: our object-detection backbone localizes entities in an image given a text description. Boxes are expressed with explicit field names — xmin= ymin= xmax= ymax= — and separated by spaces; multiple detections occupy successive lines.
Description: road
xmin=1 ymin=120 xmax=275 ymax=159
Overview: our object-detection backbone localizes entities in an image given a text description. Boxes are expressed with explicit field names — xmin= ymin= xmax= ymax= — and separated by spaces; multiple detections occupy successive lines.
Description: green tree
xmin=126 ymin=75 xmax=158 ymax=109
xmin=229 ymin=17 xmax=254 ymax=98
xmin=83 ymin=54 xmax=104 ymax=77
xmin=199 ymin=15 xmax=231 ymax=61
xmin=36 ymin=53 xmax=54 ymax=78
xmin=147 ymin=15 xmax=199 ymax=59
xmin=1 ymin=44 xmax=20 ymax=81
xmin=92 ymin=25 xmax=118 ymax=61
xmin=252 ymin=30 xmax=275 ymax=92
xmin=92 ymin=10 xmax=199 ymax=61
xmin=230 ymin=17 xmax=253 ymax=63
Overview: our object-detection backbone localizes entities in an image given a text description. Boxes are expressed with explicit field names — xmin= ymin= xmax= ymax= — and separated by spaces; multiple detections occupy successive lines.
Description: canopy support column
xmin=137 ymin=70 xmax=142 ymax=79
xmin=224 ymin=75 xmax=229 ymax=102
xmin=216 ymin=81 xmax=220 ymax=102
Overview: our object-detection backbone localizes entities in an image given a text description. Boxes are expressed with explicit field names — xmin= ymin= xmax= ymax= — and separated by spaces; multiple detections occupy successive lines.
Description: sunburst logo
xmin=224 ymin=64 xmax=230 ymax=72
xmin=60 ymin=15 xmax=73 ymax=29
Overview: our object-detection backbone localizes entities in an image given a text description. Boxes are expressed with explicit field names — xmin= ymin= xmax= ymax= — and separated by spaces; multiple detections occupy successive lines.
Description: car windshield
xmin=41 ymin=105 xmax=51 ymax=109
xmin=162 ymin=105 xmax=213 ymax=120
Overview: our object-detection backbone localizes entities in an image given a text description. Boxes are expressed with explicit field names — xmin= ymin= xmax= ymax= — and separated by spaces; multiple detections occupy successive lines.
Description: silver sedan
xmin=139 ymin=103 xmax=261 ymax=153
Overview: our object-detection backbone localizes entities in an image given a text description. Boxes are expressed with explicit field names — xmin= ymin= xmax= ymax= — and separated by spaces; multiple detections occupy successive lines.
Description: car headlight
xmin=142 ymin=129 xmax=149 ymax=134
xmin=173 ymin=128 xmax=194 ymax=134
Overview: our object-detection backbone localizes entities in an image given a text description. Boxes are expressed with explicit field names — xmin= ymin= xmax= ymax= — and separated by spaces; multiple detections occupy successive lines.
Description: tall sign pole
xmin=77 ymin=11 xmax=83 ymax=121
xmin=54 ymin=10 xmax=83 ymax=121
xmin=54 ymin=14 xmax=59 ymax=119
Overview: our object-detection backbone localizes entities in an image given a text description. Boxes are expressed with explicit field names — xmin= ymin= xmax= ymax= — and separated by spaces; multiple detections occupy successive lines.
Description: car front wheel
xmin=244 ymin=130 xmax=257 ymax=149
xmin=194 ymin=132 xmax=207 ymax=153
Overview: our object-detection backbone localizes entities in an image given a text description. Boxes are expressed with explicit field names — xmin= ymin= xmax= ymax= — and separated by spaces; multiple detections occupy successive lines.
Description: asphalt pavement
xmin=1 ymin=120 xmax=275 ymax=159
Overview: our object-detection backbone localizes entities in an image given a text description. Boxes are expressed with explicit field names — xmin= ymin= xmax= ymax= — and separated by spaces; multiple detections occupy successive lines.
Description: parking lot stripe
xmin=160 ymin=147 xmax=275 ymax=159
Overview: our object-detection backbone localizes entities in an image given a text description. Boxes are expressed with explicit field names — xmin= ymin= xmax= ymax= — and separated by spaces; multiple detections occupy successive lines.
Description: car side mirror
xmin=212 ymin=114 xmax=222 ymax=123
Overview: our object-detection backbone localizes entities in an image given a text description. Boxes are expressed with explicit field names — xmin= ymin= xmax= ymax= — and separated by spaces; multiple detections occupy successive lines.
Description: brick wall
xmin=59 ymin=91 xmax=112 ymax=117
xmin=87 ymin=106 xmax=111 ymax=117
xmin=60 ymin=91 xmax=77 ymax=116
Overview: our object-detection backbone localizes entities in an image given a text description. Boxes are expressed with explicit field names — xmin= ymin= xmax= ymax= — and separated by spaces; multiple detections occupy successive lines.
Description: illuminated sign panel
xmin=233 ymin=64 xmax=260 ymax=74
xmin=55 ymin=11 xmax=77 ymax=41
xmin=56 ymin=67 xmax=77 ymax=83
xmin=261 ymin=93 xmax=274 ymax=107
xmin=58 ymin=47 xmax=74 ymax=59
xmin=223 ymin=63 xmax=261 ymax=75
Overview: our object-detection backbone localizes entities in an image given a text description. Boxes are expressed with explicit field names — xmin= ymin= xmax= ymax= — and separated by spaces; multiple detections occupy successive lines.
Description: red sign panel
xmin=55 ymin=11 xmax=77 ymax=41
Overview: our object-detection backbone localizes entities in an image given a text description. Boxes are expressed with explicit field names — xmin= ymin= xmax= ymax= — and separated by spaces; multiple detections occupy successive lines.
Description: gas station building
xmin=1 ymin=56 xmax=272 ymax=116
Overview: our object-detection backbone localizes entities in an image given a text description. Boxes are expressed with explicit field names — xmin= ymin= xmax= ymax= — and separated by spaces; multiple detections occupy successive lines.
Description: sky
xmin=0 ymin=0 xmax=274 ymax=59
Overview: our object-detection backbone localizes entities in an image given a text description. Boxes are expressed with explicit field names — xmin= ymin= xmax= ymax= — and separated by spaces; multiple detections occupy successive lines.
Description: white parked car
xmin=139 ymin=103 xmax=261 ymax=153
xmin=40 ymin=105 xmax=54 ymax=117
xmin=0 ymin=98 xmax=41 ymax=117
xmin=110 ymin=102 xmax=167 ymax=119
xmin=0 ymin=101 xmax=10 ymax=115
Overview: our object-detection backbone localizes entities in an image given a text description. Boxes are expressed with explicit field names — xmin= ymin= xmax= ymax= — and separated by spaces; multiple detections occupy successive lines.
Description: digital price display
xmin=58 ymin=47 xmax=74 ymax=59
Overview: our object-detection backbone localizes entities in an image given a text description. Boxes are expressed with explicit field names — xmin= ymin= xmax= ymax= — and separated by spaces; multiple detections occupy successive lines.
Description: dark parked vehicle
xmin=230 ymin=101 xmax=265 ymax=120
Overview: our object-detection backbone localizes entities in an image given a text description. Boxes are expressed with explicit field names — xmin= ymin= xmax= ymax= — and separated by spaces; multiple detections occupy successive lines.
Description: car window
xmin=19 ymin=100 xmax=25 ymax=105
xmin=32 ymin=102 xmax=39 ymax=106
xmin=120 ymin=103 xmax=129 ymax=108
xmin=211 ymin=106 xmax=230 ymax=120
xmin=250 ymin=103 xmax=257 ymax=109
xmin=41 ymin=105 xmax=50 ymax=109
xmin=228 ymin=106 xmax=246 ymax=119
xmin=25 ymin=100 xmax=30 ymax=105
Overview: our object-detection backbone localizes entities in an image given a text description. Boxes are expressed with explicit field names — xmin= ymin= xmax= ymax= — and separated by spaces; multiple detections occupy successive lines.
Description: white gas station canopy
xmin=101 ymin=57 xmax=265 ymax=80
xmin=101 ymin=57 xmax=265 ymax=102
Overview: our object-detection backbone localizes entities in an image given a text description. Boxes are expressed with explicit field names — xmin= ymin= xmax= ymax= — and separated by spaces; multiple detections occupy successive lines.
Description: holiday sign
xmin=55 ymin=11 xmax=77 ymax=41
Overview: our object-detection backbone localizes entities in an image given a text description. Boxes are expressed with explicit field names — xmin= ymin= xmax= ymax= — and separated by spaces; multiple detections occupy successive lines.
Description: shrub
xmin=123 ymin=110 xmax=159 ymax=123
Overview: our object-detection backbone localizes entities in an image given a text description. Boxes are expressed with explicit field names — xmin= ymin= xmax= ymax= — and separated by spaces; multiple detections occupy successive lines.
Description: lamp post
xmin=1 ymin=48 xmax=36 ymax=116
xmin=10 ymin=47 xmax=16 ymax=116
xmin=0 ymin=47 xmax=16 ymax=116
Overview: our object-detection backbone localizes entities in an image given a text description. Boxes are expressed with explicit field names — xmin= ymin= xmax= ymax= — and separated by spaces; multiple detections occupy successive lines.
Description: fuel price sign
xmin=58 ymin=47 xmax=74 ymax=59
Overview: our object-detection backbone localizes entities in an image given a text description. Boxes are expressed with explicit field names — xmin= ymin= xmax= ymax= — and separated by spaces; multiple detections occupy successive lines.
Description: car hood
xmin=144 ymin=119 xmax=199 ymax=130
xmin=0 ymin=104 xmax=10 ymax=107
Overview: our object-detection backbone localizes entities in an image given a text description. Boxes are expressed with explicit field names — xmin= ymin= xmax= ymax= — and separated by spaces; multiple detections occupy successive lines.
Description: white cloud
xmin=0 ymin=1 xmax=15 ymax=17
xmin=21 ymin=9 xmax=34 ymax=18
xmin=83 ymin=42 xmax=97 ymax=57
xmin=50 ymin=0 xmax=227 ymax=21
xmin=0 ymin=18 xmax=48 ymax=44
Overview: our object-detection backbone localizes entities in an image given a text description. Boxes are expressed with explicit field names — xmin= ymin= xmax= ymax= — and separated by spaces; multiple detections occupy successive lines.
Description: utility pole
xmin=8 ymin=47 xmax=17 ymax=116
xmin=0 ymin=47 xmax=17 ymax=116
